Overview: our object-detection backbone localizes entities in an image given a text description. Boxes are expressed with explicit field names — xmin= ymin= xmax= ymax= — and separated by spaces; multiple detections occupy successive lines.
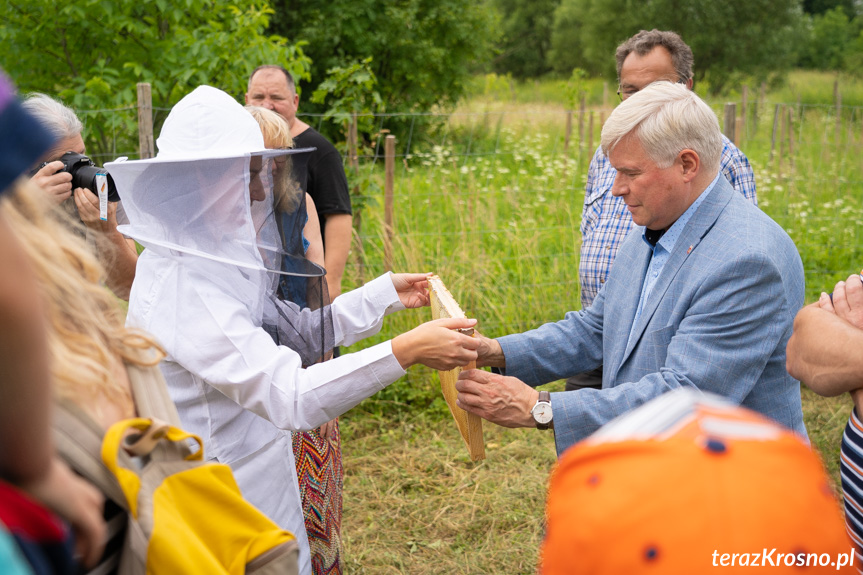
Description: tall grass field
xmin=335 ymin=71 xmax=861 ymax=573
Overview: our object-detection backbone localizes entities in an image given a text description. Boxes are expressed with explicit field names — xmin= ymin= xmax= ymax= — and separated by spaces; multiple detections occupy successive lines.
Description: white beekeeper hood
xmin=108 ymin=85 xmax=322 ymax=278
xmin=109 ymin=85 xmax=333 ymax=365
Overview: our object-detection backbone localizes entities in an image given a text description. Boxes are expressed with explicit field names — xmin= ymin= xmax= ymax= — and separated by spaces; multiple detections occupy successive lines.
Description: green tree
xmin=803 ymin=0 xmax=855 ymax=16
xmin=547 ymin=0 xmax=586 ymax=76
xmin=801 ymin=8 xmax=856 ymax=70
xmin=548 ymin=0 xmax=804 ymax=93
xmin=268 ymin=0 xmax=499 ymax=119
xmin=310 ymin=58 xmax=382 ymax=213
xmin=1 ymin=0 xmax=310 ymax=158
xmin=491 ymin=0 xmax=560 ymax=79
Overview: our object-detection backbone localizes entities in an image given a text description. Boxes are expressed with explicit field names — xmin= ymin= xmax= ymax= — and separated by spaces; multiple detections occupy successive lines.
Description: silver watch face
xmin=533 ymin=402 xmax=553 ymax=424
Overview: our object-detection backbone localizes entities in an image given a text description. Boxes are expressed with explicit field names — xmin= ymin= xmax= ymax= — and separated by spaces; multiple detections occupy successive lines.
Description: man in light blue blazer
xmin=456 ymin=82 xmax=807 ymax=456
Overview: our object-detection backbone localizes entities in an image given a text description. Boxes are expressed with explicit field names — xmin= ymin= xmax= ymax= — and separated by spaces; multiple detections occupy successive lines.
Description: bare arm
xmin=322 ymin=213 xmax=352 ymax=299
xmin=303 ymin=194 xmax=325 ymax=268
xmin=787 ymin=273 xmax=863 ymax=396
xmin=787 ymin=304 xmax=863 ymax=395
xmin=74 ymin=189 xmax=137 ymax=300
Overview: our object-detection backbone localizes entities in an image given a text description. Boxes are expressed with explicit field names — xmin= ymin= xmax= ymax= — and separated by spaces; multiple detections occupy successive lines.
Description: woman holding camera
xmin=23 ymin=93 xmax=138 ymax=300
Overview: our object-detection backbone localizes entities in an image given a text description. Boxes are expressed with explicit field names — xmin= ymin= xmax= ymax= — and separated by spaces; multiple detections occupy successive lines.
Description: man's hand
xmin=455 ymin=369 xmax=538 ymax=428
xmin=31 ymin=161 xmax=73 ymax=204
xmin=822 ymin=273 xmax=863 ymax=329
xmin=391 ymin=317 xmax=479 ymax=370
xmin=473 ymin=331 xmax=506 ymax=368
xmin=390 ymin=272 xmax=432 ymax=309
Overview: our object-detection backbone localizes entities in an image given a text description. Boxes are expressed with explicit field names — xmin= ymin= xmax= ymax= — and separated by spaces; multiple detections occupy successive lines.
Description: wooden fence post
xmin=756 ymin=81 xmax=766 ymax=134
xmin=735 ymin=117 xmax=743 ymax=148
xmin=348 ymin=113 xmax=359 ymax=172
xmin=786 ymin=106 xmax=795 ymax=170
xmin=136 ymin=83 xmax=154 ymax=159
xmin=563 ymin=110 xmax=573 ymax=153
xmin=587 ymin=111 xmax=594 ymax=155
xmin=723 ymin=103 xmax=736 ymax=143
xmin=383 ymin=135 xmax=396 ymax=272
xmin=779 ymin=104 xmax=787 ymax=177
xmin=835 ymin=78 xmax=842 ymax=145
xmin=578 ymin=95 xmax=586 ymax=144
xmin=741 ymin=84 xmax=748 ymax=141
xmin=769 ymin=103 xmax=780 ymax=164
xmin=348 ymin=113 xmax=365 ymax=284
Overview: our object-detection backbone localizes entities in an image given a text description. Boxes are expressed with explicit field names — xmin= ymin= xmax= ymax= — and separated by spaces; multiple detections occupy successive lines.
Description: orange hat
xmin=541 ymin=389 xmax=855 ymax=574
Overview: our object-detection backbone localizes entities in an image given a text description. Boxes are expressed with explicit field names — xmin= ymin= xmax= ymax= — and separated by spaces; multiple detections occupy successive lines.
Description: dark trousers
xmin=564 ymin=366 xmax=603 ymax=391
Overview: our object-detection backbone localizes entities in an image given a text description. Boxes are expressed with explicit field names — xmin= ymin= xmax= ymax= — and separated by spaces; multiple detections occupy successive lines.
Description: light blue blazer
xmin=498 ymin=175 xmax=807 ymax=455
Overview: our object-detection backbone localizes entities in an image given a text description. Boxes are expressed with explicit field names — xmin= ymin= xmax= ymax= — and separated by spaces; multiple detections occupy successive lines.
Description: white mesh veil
xmin=108 ymin=85 xmax=334 ymax=365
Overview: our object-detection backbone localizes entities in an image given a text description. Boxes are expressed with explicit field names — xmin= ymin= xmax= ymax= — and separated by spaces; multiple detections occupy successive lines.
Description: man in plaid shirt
xmin=567 ymin=30 xmax=757 ymax=391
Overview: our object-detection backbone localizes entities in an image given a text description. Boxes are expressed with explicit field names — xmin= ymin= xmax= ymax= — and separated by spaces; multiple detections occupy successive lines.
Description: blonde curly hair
xmin=1 ymin=179 xmax=164 ymax=424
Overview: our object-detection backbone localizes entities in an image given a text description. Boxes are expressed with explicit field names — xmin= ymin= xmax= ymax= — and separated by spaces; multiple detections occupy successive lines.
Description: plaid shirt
xmin=578 ymin=135 xmax=757 ymax=308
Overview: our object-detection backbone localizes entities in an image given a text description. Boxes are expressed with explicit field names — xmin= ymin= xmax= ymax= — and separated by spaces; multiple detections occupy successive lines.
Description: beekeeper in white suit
xmin=108 ymin=85 xmax=479 ymax=574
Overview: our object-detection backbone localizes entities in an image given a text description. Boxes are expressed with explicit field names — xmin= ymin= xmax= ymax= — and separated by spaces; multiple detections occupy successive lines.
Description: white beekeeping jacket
xmin=107 ymin=86 xmax=407 ymax=575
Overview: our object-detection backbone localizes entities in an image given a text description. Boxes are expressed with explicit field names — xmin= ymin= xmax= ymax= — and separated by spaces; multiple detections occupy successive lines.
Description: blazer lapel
xmin=618 ymin=177 xmax=735 ymax=366
xmin=603 ymin=233 xmax=651 ymax=383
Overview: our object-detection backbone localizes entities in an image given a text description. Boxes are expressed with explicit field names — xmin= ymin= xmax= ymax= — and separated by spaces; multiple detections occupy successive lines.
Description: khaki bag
xmin=53 ymin=364 xmax=299 ymax=575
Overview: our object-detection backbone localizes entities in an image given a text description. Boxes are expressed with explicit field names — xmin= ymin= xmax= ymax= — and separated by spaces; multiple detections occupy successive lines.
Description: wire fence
xmin=76 ymin=98 xmax=863 ymax=332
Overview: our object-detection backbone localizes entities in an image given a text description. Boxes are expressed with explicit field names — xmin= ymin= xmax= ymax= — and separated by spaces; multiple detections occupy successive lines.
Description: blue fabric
xmin=0 ymin=96 xmax=55 ymax=194
xmin=498 ymin=176 xmax=806 ymax=455
xmin=277 ymin=194 xmax=313 ymax=308
xmin=0 ymin=524 xmax=33 ymax=575
xmin=578 ymin=135 xmax=757 ymax=309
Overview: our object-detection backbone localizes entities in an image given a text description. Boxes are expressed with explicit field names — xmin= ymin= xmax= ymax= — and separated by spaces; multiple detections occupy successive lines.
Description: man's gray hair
xmin=247 ymin=65 xmax=296 ymax=95
xmin=21 ymin=93 xmax=82 ymax=140
xmin=601 ymin=82 xmax=722 ymax=172
xmin=616 ymin=29 xmax=694 ymax=84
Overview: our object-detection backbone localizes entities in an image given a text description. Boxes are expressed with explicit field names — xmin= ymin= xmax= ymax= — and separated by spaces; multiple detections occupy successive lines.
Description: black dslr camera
xmin=41 ymin=152 xmax=120 ymax=202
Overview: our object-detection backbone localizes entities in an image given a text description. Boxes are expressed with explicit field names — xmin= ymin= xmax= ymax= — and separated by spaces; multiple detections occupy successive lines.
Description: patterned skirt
xmin=293 ymin=419 xmax=343 ymax=575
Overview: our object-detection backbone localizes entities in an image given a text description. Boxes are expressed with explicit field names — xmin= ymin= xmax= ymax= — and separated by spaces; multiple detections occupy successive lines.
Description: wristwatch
xmin=530 ymin=390 xmax=553 ymax=430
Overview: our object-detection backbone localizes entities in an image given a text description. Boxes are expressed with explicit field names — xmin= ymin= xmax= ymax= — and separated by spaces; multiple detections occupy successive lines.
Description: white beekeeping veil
xmin=108 ymin=85 xmax=333 ymax=365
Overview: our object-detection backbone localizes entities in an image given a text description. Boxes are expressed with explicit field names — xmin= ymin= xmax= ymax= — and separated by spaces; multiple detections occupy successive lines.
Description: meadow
xmin=335 ymin=70 xmax=862 ymax=573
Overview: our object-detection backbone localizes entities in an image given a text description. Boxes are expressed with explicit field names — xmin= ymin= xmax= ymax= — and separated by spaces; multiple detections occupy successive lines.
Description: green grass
xmin=336 ymin=70 xmax=863 ymax=573
xmin=341 ymin=410 xmax=556 ymax=574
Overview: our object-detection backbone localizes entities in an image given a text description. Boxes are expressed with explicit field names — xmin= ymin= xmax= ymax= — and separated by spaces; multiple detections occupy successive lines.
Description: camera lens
xmin=71 ymin=164 xmax=120 ymax=202
xmin=59 ymin=152 xmax=120 ymax=201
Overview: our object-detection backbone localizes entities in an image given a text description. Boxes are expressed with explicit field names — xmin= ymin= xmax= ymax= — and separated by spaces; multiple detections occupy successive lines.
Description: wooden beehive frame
xmin=428 ymin=275 xmax=485 ymax=461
